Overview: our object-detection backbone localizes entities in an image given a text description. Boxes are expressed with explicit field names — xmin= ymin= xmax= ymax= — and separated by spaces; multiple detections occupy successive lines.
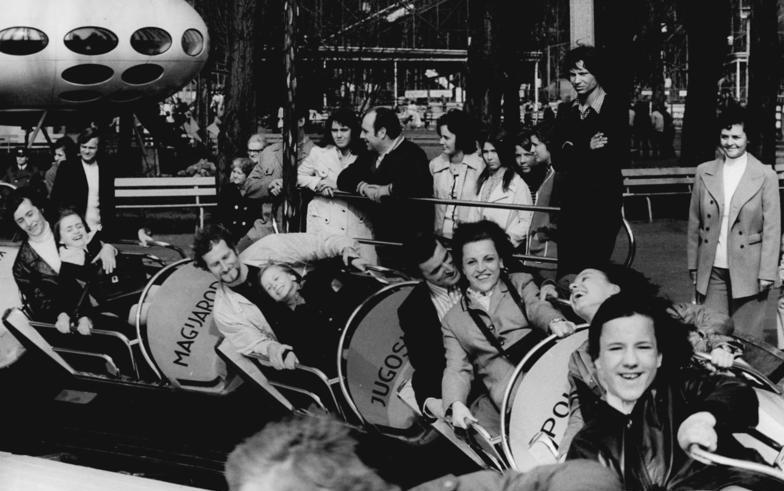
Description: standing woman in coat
xmin=298 ymin=107 xmax=376 ymax=263
xmin=687 ymin=108 xmax=781 ymax=341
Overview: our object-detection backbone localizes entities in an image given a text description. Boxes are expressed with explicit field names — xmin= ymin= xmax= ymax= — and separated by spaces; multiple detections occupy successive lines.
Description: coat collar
xmin=700 ymin=153 xmax=766 ymax=224
xmin=461 ymin=278 xmax=507 ymax=316
xmin=430 ymin=151 xmax=483 ymax=173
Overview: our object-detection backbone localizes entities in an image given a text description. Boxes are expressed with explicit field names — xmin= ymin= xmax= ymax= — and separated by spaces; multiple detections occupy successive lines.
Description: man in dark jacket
xmin=551 ymin=46 xmax=627 ymax=279
xmin=338 ymin=106 xmax=433 ymax=268
xmin=50 ymin=127 xmax=116 ymax=240
xmin=567 ymin=292 xmax=774 ymax=490
xmin=398 ymin=233 xmax=462 ymax=419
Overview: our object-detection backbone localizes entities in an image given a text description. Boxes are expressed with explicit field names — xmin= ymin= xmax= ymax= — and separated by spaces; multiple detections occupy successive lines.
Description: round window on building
xmin=131 ymin=27 xmax=172 ymax=55
xmin=0 ymin=27 xmax=48 ymax=55
xmin=61 ymin=64 xmax=114 ymax=85
xmin=59 ymin=90 xmax=102 ymax=103
xmin=181 ymin=29 xmax=204 ymax=56
xmin=64 ymin=27 xmax=118 ymax=55
xmin=122 ymin=64 xmax=164 ymax=85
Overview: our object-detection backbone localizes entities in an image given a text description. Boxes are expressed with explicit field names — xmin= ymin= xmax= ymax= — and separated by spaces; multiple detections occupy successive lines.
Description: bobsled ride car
xmin=2 ymin=230 xmax=444 ymax=451
xmin=497 ymin=327 xmax=784 ymax=483
xmin=216 ymin=265 xmax=444 ymax=444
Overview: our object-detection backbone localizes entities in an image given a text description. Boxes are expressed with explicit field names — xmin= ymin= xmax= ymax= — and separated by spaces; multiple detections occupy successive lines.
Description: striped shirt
xmin=427 ymin=281 xmax=462 ymax=321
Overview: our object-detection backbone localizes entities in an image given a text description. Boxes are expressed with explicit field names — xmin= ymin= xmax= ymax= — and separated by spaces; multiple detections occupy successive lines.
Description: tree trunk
xmin=465 ymin=0 xmax=501 ymax=133
xmin=679 ymin=0 xmax=730 ymax=165
xmin=746 ymin=0 xmax=779 ymax=165
xmin=218 ymin=0 xmax=260 ymax=193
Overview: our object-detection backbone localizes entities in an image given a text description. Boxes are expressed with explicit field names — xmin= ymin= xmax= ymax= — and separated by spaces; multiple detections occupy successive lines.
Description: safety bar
xmin=330 ymin=191 xmax=636 ymax=268
xmin=333 ymin=190 xmax=559 ymax=213
xmin=689 ymin=444 xmax=784 ymax=482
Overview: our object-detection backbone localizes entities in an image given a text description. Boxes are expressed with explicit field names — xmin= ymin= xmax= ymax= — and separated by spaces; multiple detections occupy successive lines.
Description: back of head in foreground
xmin=225 ymin=413 xmax=397 ymax=491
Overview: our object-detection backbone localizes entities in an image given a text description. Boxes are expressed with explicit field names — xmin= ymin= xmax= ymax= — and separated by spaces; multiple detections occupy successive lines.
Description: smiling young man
xmin=398 ymin=233 xmax=463 ymax=419
xmin=687 ymin=108 xmax=780 ymax=348
xmin=429 ymin=109 xmax=484 ymax=239
xmin=567 ymin=292 xmax=773 ymax=491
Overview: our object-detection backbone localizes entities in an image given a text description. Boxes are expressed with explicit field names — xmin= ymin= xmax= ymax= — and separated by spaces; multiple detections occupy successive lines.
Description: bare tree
xmin=747 ymin=0 xmax=780 ymax=165
xmin=679 ymin=0 xmax=731 ymax=165
xmin=465 ymin=0 xmax=502 ymax=132
xmin=218 ymin=0 xmax=263 ymax=191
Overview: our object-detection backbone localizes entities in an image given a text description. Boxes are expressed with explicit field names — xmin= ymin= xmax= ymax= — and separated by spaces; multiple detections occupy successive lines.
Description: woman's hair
xmin=231 ymin=157 xmax=255 ymax=176
xmin=53 ymin=207 xmax=88 ymax=245
xmin=588 ymin=291 xmax=693 ymax=376
xmin=322 ymin=107 xmax=363 ymax=154
xmin=53 ymin=136 xmax=77 ymax=161
xmin=258 ymin=262 xmax=303 ymax=288
xmin=452 ymin=220 xmax=514 ymax=272
xmin=586 ymin=262 xmax=660 ymax=299
xmin=477 ymin=130 xmax=516 ymax=193
xmin=436 ymin=109 xmax=479 ymax=155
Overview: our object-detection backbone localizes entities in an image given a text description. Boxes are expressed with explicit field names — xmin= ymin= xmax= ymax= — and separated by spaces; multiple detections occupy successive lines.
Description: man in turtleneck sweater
xmin=687 ymin=107 xmax=780 ymax=347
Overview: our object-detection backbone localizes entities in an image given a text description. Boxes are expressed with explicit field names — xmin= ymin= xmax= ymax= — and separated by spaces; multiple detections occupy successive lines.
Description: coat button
xmin=705 ymin=227 xmax=709 ymax=232
xmin=234 ymin=205 xmax=239 ymax=210
xmin=709 ymin=200 xmax=714 ymax=204
xmin=707 ymin=214 xmax=711 ymax=218
xmin=739 ymin=231 xmax=743 ymax=235
xmin=703 ymin=239 xmax=708 ymax=244
xmin=740 ymin=245 xmax=745 ymax=248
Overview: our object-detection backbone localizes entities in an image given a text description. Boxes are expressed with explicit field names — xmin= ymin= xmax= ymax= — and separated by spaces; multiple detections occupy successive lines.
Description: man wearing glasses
xmin=243 ymin=106 xmax=314 ymax=237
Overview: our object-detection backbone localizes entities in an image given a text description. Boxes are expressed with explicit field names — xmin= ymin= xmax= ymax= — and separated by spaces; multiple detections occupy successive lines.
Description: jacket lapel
xmin=700 ymin=159 xmax=724 ymax=211
xmin=728 ymin=155 xmax=764 ymax=226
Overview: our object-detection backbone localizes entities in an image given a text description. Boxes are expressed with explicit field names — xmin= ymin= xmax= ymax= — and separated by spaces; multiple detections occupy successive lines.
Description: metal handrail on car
xmin=331 ymin=190 xmax=636 ymax=268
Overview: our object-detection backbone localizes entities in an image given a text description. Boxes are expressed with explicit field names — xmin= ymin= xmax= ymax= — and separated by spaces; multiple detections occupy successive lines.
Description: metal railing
xmin=329 ymin=190 xmax=636 ymax=268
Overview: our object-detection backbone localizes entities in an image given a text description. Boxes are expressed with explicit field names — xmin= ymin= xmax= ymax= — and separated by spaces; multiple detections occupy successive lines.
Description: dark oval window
xmin=61 ymin=64 xmax=114 ymax=85
xmin=64 ymin=27 xmax=118 ymax=55
xmin=181 ymin=29 xmax=204 ymax=56
xmin=0 ymin=27 xmax=48 ymax=55
xmin=111 ymin=90 xmax=142 ymax=103
xmin=59 ymin=90 xmax=102 ymax=103
xmin=131 ymin=27 xmax=172 ymax=55
xmin=122 ymin=64 xmax=164 ymax=85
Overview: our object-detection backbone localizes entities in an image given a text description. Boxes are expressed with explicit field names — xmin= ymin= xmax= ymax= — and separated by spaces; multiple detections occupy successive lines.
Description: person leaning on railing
xmin=337 ymin=106 xmax=433 ymax=269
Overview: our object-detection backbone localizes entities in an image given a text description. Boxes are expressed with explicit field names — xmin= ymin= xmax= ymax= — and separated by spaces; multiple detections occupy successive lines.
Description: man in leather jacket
xmin=567 ymin=292 xmax=775 ymax=490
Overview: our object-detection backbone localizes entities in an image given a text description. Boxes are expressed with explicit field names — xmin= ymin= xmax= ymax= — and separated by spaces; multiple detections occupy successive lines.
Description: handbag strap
xmin=467 ymin=308 xmax=508 ymax=357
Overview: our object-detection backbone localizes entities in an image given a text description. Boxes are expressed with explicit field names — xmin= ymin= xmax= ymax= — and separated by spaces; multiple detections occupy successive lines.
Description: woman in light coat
xmin=686 ymin=108 xmax=780 ymax=341
xmin=298 ymin=108 xmax=376 ymax=263
xmin=469 ymin=131 xmax=533 ymax=248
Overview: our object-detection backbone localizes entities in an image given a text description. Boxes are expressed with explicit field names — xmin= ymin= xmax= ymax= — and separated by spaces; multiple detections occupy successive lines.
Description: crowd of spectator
xmin=4 ymin=43 xmax=784 ymax=491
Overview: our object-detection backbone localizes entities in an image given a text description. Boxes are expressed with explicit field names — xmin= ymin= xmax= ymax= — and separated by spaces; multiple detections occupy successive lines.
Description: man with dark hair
xmin=50 ymin=127 xmax=117 ymax=239
xmin=243 ymin=105 xmax=314 ymax=237
xmin=398 ymin=232 xmax=462 ymax=418
xmin=551 ymin=45 xmax=627 ymax=280
xmin=338 ymin=106 xmax=433 ymax=268
xmin=430 ymin=109 xmax=483 ymax=239
xmin=193 ymin=224 xmax=366 ymax=370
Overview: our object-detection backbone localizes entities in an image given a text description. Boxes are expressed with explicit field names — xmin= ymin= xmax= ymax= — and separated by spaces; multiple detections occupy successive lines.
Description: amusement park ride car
xmin=2 ymin=1 xmax=784 ymax=487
